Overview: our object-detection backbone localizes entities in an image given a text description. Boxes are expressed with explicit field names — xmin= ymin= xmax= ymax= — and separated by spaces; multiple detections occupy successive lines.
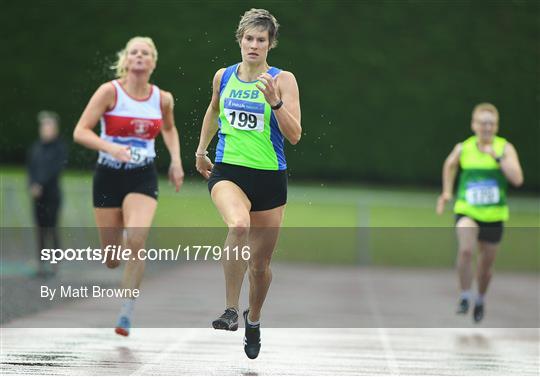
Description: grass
xmin=1 ymin=166 xmax=538 ymax=271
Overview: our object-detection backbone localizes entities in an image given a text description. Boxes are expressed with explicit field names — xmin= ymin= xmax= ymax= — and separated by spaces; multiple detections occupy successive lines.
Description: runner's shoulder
xmin=276 ymin=70 xmax=296 ymax=82
xmin=213 ymin=68 xmax=227 ymax=85
xmin=160 ymin=89 xmax=174 ymax=108
xmin=92 ymin=82 xmax=116 ymax=109
xmin=96 ymin=81 xmax=116 ymax=97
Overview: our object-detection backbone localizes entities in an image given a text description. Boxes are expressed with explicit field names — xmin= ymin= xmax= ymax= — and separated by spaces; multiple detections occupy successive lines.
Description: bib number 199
xmin=229 ymin=111 xmax=257 ymax=129
xmin=223 ymin=98 xmax=264 ymax=132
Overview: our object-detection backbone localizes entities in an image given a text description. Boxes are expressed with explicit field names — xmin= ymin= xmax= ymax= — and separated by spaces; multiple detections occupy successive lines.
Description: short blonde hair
xmin=472 ymin=103 xmax=499 ymax=122
xmin=110 ymin=36 xmax=158 ymax=78
xmin=236 ymin=9 xmax=280 ymax=49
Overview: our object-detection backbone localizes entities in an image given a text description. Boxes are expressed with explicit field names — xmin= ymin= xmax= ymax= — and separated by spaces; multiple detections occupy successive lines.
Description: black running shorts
xmin=208 ymin=163 xmax=287 ymax=212
xmin=93 ymin=163 xmax=158 ymax=208
xmin=455 ymin=214 xmax=504 ymax=243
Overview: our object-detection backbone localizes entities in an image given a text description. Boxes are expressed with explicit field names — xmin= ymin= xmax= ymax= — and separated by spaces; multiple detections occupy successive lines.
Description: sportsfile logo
xmin=40 ymin=245 xmax=251 ymax=263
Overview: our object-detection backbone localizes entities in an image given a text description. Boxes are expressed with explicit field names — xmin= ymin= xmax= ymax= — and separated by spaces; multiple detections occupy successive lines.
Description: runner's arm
xmin=499 ymin=143 xmax=524 ymax=187
xmin=442 ymin=143 xmax=462 ymax=198
xmin=437 ymin=143 xmax=461 ymax=214
xmin=195 ymin=69 xmax=224 ymax=179
xmin=273 ymin=71 xmax=302 ymax=145
xmin=160 ymin=91 xmax=182 ymax=166
xmin=196 ymin=69 xmax=224 ymax=155
xmin=73 ymin=83 xmax=130 ymax=162
xmin=160 ymin=90 xmax=184 ymax=191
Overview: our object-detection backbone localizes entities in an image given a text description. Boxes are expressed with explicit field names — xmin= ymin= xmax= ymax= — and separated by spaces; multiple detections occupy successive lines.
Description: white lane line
xmin=363 ymin=270 xmax=400 ymax=375
xmin=376 ymin=327 xmax=400 ymax=375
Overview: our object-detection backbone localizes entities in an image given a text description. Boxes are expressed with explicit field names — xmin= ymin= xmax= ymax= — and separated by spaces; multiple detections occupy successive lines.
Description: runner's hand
xmin=196 ymin=155 xmax=213 ymax=180
xmin=169 ymin=161 xmax=185 ymax=192
xmin=30 ymin=183 xmax=42 ymax=199
xmin=256 ymin=73 xmax=280 ymax=107
xmin=436 ymin=193 xmax=452 ymax=215
xmin=478 ymin=144 xmax=497 ymax=158
xmin=108 ymin=144 xmax=131 ymax=162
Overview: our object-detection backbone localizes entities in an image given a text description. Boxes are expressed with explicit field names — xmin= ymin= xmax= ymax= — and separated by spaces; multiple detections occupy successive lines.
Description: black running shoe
xmin=212 ymin=308 xmax=238 ymax=331
xmin=243 ymin=309 xmax=261 ymax=359
xmin=473 ymin=303 xmax=484 ymax=323
xmin=456 ymin=298 xmax=469 ymax=314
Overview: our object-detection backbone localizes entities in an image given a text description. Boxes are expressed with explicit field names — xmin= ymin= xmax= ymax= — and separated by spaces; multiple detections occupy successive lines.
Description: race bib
xmin=465 ymin=180 xmax=500 ymax=205
xmin=128 ymin=146 xmax=149 ymax=164
xmin=111 ymin=138 xmax=149 ymax=164
xmin=224 ymin=98 xmax=264 ymax=132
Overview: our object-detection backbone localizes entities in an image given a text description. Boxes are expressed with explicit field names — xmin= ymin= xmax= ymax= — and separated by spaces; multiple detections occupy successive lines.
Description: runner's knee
xmin=249 ymin=258 xmax=271 ymax=277
xmin=124 ymin=232 xmax=147 ymax=250
xmin=106 ymin=259 xmax=121 ymax=269
xmin=227 ymin=218 xmax=250 ymax=237
xmin=249 ymin=264 xmax=270 ymax=278
xmin=479 ymin=267 xmax=493 ymax=280
xmin=478 ymin=253 xmax=496 ymax=271
xmin=459 ymin=247 xmax=474 ymax=261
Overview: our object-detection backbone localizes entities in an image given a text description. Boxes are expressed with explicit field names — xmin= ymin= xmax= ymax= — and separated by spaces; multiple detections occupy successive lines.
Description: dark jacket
xmin=27 ymin=138 xmax=68 ymax=199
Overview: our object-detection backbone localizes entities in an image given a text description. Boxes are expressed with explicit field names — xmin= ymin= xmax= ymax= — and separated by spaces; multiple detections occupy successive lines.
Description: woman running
xmin=195 ymin=9 xmax=301 ymax=358
xmin=74 ymin=36 xmax=184 ymax=336
xmin=437 ymin=103 xmax=523 ymax=323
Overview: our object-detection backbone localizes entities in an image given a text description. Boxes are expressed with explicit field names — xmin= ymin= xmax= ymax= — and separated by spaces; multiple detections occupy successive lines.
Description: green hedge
xmin=1 ymin=1 xmax=538 ymax=189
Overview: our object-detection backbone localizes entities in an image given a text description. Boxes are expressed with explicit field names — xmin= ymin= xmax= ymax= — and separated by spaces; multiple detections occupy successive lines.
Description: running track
xmin=1 ymin=263 xmax=538 ymax=375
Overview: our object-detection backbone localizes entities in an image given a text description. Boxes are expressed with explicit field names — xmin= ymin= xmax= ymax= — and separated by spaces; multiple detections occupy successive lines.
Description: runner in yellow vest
xmin=436 ymin=103 xmax=523 ymax=323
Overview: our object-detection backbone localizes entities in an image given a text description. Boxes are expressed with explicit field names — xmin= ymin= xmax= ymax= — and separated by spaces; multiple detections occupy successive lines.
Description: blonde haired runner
xmin=74 ymin=36 xmax=184 ymax=336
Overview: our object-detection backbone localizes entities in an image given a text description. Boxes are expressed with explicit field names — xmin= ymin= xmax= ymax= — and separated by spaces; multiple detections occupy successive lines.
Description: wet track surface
xmin=1 ymin=263 xmax=539 ymax=375
xmin=1 ymin=328 xmax=538 ymax=375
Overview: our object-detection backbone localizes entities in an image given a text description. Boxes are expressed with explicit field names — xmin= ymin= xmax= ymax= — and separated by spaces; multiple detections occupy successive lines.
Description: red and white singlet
xmin=98 ymin=80 xmax=163 ymax=169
